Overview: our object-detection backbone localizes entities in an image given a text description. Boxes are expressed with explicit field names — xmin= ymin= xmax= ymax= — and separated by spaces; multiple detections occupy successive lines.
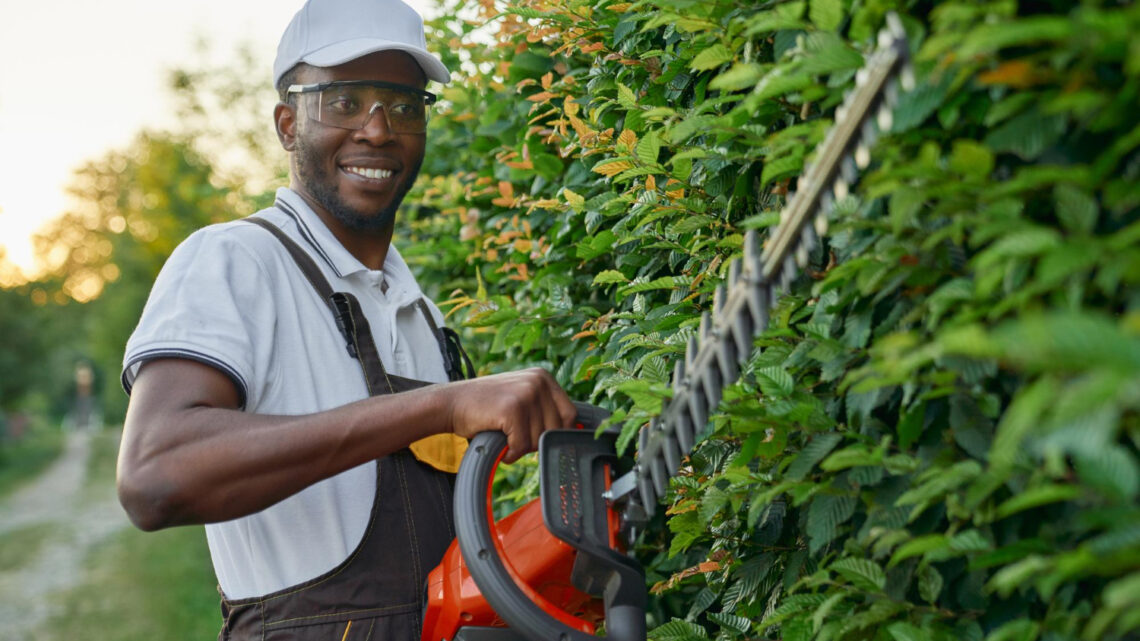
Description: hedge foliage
xmin=407 ymin=0 xmax=1140 ymax=639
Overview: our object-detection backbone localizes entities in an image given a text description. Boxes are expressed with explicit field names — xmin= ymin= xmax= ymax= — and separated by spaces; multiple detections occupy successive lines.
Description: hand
xmin=444 ymin=368 xmax=576 ymax=462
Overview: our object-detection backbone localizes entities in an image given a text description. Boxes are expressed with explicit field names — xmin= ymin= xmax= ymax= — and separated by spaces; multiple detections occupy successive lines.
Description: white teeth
xmin=346 ymin=166 xmax=393 ymax=180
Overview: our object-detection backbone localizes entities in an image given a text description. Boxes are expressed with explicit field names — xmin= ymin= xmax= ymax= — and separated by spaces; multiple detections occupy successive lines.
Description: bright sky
xmin=0 ymin=0 xmax=435 ymax=277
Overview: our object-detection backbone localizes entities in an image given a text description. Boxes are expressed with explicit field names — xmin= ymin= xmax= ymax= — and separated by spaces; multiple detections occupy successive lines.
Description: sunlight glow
xmin=0 ymin=0 xmax=435 ymax=283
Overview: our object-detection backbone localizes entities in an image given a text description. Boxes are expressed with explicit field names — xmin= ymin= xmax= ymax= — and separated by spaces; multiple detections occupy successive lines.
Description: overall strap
xmin=242 ymin=216 xmax=395 ymax=395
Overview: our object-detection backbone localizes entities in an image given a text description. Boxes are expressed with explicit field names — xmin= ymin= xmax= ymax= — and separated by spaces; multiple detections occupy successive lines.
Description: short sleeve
xmin=122 ymin=224 xmax=274 ymax=409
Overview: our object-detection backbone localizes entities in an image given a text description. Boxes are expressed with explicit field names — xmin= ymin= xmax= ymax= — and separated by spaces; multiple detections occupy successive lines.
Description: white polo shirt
xmin=122 ymin=187 xmax=450 ymax=599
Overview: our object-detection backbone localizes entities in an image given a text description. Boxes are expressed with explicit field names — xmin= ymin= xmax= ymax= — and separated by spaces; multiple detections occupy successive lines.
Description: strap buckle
xmin=329 ymin=293 xmax=359 ymax=359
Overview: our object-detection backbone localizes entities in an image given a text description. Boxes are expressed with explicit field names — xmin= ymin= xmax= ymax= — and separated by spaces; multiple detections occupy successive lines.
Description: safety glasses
xmin=286 ymin=80 xmax=437 ymax=134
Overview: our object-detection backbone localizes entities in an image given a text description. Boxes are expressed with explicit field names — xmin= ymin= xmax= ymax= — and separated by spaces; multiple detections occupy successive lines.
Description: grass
xmin=41 ymin=525 xmax=221 ymax=641
xmin=0 ymin=523 xmax=61 ymax=572
xmin=0 ymin=421 xmax=64 ymax=499
xmin=37 ymin=429 xmax=222 ymax=640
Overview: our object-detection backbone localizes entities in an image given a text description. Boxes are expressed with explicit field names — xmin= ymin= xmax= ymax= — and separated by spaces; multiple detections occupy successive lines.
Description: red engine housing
xmin=421 ymin=497 xmax=605 ymax=640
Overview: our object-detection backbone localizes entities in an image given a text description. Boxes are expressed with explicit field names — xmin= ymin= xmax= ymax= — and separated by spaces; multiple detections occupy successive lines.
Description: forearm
xmin=119 ymin=384 xmax=447 ymax=529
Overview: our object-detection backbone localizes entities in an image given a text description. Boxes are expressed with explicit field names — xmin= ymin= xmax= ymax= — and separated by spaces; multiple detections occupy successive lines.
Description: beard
xmin=293 ymin=134 xmax=423 ymax=233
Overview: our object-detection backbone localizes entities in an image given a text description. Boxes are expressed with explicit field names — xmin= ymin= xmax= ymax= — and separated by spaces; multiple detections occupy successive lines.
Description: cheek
xmin=403 ymin=137 xmax=427 ymax=165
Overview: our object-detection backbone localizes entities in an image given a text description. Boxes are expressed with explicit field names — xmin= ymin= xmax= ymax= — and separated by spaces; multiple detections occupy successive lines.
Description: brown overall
xmin=218 ymin=216 xmax=473 ymax=641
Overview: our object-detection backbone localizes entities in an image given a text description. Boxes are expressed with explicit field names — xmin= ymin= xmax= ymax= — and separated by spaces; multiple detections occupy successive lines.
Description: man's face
xmin=284 ymin=51 xmax=428 ymax=234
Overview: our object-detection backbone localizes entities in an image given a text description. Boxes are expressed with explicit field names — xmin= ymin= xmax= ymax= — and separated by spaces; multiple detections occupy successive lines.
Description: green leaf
xmin=807 ymin=494 xmax=856 ymax=553
xmin=831 ymin=557 xmax=886 ymax=592
xmin=757 ymin=366 xmax=795 ymax=398
xmin=1053 ymin=183 xmax=1099 ymax=234
xmin=984 ymin=109 xmax=1067 ymax=161
xmin=754 ymin=71 xmax=813 ymax=102
xmin=1074 ymin=446 xmax=1140 ymax=501
xmin=616 ymin=379 xmax=671 ymax=414
xmin=982 ymin=618 xmax=1040 ymax=641
xmin=889 ymin=534 xmax=947 ymax=567
xmin=991 ymin=311 xmax=1140 ymax=373
xmin=888 ymin=621 xmax=934 ymax=641
xmin=786 ymin=433 xmax=843 ymax=480
xmin=592 ymin=270 xmax=630 ymax=286
xmin=617 ymin=82 xmax=637 ymax=110
xmin=994 ymin=484 xmax=1081 ymax=519
xmin=709 ymin=62 xmax=764 ymax=91
xmin=990 ymin=377 xmax=1055 ymax=469
xmin=1103 ymin=572 xmax=1140 ymax=609
xmin=684 ymin=587 xmax=717 ymax=621
xmin=820 ymin=444 xmax=880 ymax=471
xmin=745 ymin=2 xmax=806 ymax=35
xmin=986 ymin=555 xmax=1050 ymax=598
xmin=706 ymin=611 xmax=752 ymax=635
xmin=918 ymin=564 xmax=943 ymax=603
xmin=690 ymin=44 xmax=734 ymax=71
xmin=799 ymin=32 xmax=864 ymax=75
xmin=809 ymin=0 xmax=843 ymax=31
xmin=618 ymin=275 xmax=692 ymax=298
xmin=576 ymin=230 xmax=617 ymax=261
xmin=959 ymin=16 xmax=1072 ymax=57
xmin=649 ymin=618 xmax=710 ymax=641
xmin=950 ymin=140 xmax=994 ymax=179
xmin=761 ymin=151 xmax=804 ymax=187
xmin=897 ymin=403 xmax=925 ymax=450
xmin=636 ymin=130 xmax=663 ymax=166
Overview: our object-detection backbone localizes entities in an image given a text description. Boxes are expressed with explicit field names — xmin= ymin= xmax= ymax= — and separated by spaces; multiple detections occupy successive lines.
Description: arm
xmin=117 ymin=358 xmax=575 ymax=531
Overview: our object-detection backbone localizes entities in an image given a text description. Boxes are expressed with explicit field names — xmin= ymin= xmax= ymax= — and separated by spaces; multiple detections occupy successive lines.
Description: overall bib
xmin=218 ymin=216 xmax=473 ymax=641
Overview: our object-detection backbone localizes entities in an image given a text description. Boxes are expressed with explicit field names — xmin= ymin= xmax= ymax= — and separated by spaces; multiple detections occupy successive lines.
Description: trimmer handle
xmin=453 ymin=402 xmax=646 ymax=641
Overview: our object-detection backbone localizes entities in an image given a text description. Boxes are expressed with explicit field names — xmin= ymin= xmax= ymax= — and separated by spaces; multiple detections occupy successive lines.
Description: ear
xmin=275 ymin=102 xmax=298 ymax=152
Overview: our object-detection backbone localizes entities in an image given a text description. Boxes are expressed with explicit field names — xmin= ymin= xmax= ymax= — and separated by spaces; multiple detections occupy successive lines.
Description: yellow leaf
xmin=563 ymin=188 xmax=585 ymax=209
xmin=593 ymin=160 xmax=634 ymax=176
xmin=618 ymin=128 xmax=637 ymax=150
xmin=978 ymin=60 xmax=1040 ymax=89
xmin=645 ymin=175 xmax=657 ymax=192
xmin=527 ymin=91 xmax=559 ymax=102
xmin=497 ymin=181 xmax=514 ymax=200
xmin=541 ymin=71 xmax=554 ymax=89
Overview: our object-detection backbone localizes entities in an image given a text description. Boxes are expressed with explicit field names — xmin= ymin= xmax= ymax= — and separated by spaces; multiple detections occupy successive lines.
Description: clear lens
xmin=303 ymin=85 xmax=429 ymax=134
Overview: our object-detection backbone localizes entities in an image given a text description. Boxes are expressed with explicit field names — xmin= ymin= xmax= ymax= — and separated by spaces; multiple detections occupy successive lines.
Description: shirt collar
xmin=273 ymin=187 xmax=425 ymax=306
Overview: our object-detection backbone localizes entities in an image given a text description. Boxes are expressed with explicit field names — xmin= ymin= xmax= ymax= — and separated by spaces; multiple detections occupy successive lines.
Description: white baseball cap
xmin=273 ymin=0 xmax=451 ymax=88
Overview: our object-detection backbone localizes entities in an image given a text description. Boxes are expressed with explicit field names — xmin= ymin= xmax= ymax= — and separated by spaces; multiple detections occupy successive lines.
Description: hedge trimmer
xmin=421 ymin=16 xmax=913 ymax=641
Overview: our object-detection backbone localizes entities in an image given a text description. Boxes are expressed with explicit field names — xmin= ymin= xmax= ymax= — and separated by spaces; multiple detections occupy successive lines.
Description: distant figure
xmin=72 ymin=362 xmax=96 ymax=432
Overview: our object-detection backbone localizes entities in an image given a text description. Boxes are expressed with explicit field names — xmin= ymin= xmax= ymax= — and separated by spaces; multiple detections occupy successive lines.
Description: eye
xmin=324 ymin=92 xmax=360 ymax=114
xmin=389 ymin=101 xmax=421 ymax=118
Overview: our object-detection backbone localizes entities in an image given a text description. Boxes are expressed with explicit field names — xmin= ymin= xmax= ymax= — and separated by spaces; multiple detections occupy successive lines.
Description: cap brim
xmin=302 ymin=38 xmax=451 ymax=84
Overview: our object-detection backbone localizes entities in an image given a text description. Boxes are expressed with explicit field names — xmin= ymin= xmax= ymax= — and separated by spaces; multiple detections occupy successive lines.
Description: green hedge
xmin=409 ymin=1 xmax=1140 ymax=639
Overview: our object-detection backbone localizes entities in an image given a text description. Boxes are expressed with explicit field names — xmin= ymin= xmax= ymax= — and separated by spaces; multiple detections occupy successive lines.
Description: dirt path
xmin=0 ymin=430 xmax=130 ymax=640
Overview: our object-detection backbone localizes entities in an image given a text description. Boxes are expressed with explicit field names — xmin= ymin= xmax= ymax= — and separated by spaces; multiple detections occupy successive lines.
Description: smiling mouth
xmin=344 ymin=166 xmax=394 ymax=180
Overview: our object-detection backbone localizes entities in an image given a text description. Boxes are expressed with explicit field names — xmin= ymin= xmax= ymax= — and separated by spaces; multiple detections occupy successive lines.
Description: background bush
xmin=408 ymin=1 xmax=1140 ymax=640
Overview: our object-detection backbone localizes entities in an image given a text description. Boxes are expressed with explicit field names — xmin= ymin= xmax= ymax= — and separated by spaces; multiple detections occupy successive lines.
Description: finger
xmin=503 ymin=397 xmax=532 ymax=463
xmin=532 ymin=369 xmax=565 ymax=433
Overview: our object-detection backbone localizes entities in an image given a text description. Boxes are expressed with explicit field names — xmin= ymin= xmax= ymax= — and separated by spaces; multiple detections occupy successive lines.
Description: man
xmin=117 ymin=0 xmax=576 ymax=638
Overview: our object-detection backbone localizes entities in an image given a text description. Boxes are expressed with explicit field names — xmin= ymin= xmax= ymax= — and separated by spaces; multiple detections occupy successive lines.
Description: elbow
xmin=117 ymin=465 xmax=185 ymax=532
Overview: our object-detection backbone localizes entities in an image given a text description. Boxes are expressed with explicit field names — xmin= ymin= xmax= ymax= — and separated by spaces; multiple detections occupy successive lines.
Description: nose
xmin=353 ymin=103 xmax=395 ymax=143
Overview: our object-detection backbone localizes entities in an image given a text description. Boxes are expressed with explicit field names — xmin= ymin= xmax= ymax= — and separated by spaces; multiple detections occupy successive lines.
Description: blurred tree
xmin=166 ymin=38 xmax=287 ymax=199
xmin=0 ymin=280 xmax=53 ymax=414
xmin=33 ymin=132 xmax=244 ymax=420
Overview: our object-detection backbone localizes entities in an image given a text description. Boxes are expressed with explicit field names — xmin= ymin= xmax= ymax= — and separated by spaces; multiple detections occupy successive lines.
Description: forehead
xmin=298 ymin=50 xmax=426 ymax=88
